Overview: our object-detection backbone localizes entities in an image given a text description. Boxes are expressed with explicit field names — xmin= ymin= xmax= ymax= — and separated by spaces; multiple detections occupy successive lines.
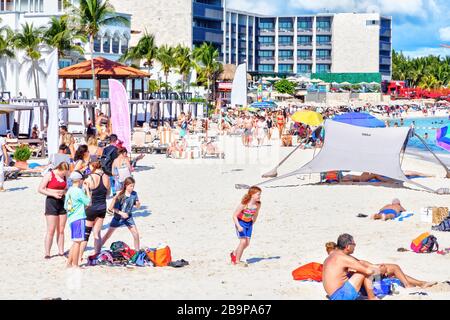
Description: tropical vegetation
xmin=273 ymin=79 xmax=296 ymax=95
xmin=392 ymin=50 xmax=450 ymax=89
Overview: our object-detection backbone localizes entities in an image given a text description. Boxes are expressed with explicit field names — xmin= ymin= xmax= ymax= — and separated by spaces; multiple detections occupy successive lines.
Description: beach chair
xmin=131 ymin=131 xmax=152 ymax=153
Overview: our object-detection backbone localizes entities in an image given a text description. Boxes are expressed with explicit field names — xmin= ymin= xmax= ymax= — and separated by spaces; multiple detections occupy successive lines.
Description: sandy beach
xmin=1 ymin=136 xmax=450 ymax=300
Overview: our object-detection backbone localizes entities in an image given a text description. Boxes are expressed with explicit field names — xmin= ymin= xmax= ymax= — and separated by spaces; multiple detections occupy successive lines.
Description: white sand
xmin=1 ymin=136 xmax=450 ymax=300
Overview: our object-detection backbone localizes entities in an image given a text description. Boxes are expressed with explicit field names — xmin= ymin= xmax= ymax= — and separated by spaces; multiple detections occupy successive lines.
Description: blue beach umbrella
xmin=332 ymin=112 xmax=386 ymax=128
xmin=250 ymin=101 xmax=278 ymax=109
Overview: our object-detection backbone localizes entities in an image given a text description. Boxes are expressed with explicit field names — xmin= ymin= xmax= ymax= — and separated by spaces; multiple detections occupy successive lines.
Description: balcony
xmin=316 ymin=56 xmax=332 ymax=62
xmin=380 ymin=28 xmax=391 ymax=37
xmin=297 ymin=28 xmax=313 ymax=34
xmin=260 ymin=28 xmax=275 ymax=34
xmin=316 ymin=27 xmax=332 ymax=33
xmin=316 ymin=42 xmax=332 ymax=47
xmin=279 ymin=56 xmax=294 ymax=62
xmin=298 ymin=42 xmax=313 ymax=48
xmin=258 ymin=57 xmax=275 ymax=64
xmin=380 ymin=57 xmax=391 ymax=65
xmin=298 ymin=56 xmax=312 ymax=62
xmin=380 ymin=42 xmax=391 ymax=51
xmin=259 ymin=43 xmax=276 ymax=49
xmin=279 ymin=42 xmax=294 ymax=48
xmin=279 ymin=28 xmax=294 ymax=34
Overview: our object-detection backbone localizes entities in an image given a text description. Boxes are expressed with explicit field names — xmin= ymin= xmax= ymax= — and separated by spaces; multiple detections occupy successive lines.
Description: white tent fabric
xmin=231 ymin=63 xmax=247 ymax=107
xmin=259 ymin=120 xmax=435 ymax=192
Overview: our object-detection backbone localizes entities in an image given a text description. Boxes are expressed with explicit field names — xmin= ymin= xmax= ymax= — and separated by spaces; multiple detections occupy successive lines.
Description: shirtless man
xmin=323 ymin=234 xmax=380 ymax=300
xmin=371 ymin=198 xmax=406 ymax=220
xmin=325 ymin=241 xmax=436 ymax=292
xmin=342 ymin=172 xmax=393 ymax=183
xmin=243 ymin=115 xmax=253 ymax=147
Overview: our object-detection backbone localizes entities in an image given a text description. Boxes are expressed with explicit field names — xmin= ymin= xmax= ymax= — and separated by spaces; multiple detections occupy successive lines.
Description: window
xmin=316 ymin=64 xmax=331 ymax=73
xmin=279 ymin=19 xmax=293 ymax=30
xmin=366 ymin=20 xmax=379 ymax=26
xmin=59 ymin=59 xmax=72 ymax=69
xmin=259 ymin=36 xmax=274 ymax=44
xmin=298 ymin=50 xmax=312 ymax=59
xmin=279 ymin=50 xmax=293 ymax=58
xmin=259 ymin=19 xmax=274 ymax=30
xmin=298 ymin=64 xmax=312 ymax=73
xmin=94 ymin=36 xmax=101 ymax=52
xmin=258 ymin=51 xmax=274 ymax=57
xmin=279 ymin=36 xmax=293 ymax=45
xmin=316 ymin=49 xmax=331 ymax=59
xmin=279 ymin=64 xmax=293 ymax=73
xmin=112 ymin=37 xmax=120 ymax=54
xmin=298 ymin=18 xmax=313 ymax=30
xmin=298 ymin=36 xmax=312 ymax=45
xmin=103 ymin=37 xmax=111 ymax=53
xmin=258 ymin=65 xmax=274 ymax=72
xmin=317 ymin=35 xmax=331 ymax=44
xmin=316 ymin=18 xmax=331 ymax=30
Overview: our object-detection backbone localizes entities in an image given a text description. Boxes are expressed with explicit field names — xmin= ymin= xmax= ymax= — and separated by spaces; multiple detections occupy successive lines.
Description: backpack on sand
xmin=410 ymin=232 xmax=439 ymax=253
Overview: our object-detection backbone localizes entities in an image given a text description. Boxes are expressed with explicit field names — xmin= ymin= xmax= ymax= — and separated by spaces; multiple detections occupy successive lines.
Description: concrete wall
xmin=305 ymin=92 xmax=383 ymax=104
xmin=108 ymin=0 xmax=193 ymax=48
xmin=331 ymin=13 xmax=380 ymax=73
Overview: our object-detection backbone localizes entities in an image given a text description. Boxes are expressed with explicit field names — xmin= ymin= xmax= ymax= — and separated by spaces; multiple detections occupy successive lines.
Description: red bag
xmin=292 ymin=262 xmax=323 ymax=282
xmin=146 ymin=246 xmax=172 ymax=267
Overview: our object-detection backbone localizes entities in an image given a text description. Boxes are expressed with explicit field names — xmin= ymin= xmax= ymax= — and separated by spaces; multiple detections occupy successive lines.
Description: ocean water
xmin=393 ymin=117 xmax=450 ymax=153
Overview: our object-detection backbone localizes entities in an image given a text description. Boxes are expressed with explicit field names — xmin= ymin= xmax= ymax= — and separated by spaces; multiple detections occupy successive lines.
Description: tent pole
xmin=262 ymin=143 xmax=303 ymax=178
xmin=414 ymin=133 xmax=450 ymax=178
xmin=309 ymin=146 xmax=317 ymax=180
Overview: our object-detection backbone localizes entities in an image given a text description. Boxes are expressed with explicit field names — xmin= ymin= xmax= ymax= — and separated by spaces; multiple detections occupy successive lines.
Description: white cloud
xmin=439 ymin=27 xmax=450 ymax=42
xmin=402 ymin=47 xmax=450 ymax=58
xmin=226 ymin=0 xmax=278 ymax=15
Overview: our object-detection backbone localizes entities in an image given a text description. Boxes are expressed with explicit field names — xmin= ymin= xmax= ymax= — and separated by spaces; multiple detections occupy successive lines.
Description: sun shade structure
xmin=59 ymin=57 xmax=150 ymax=79
xmin=332 ymin=112 xmax=386 ymax=128
xmin=250 ymin=101 xmax=278 ymax=109
xmin=258 ymin=120 xmax=436 ymax=192
xmin=291 ymin=110 xmax=324 ymax=126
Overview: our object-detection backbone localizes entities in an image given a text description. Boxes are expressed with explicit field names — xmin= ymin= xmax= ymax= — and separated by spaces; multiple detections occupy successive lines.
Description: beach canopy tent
xmin=332 ymin=112 xmax=386 ymax=128
xmin=58 ymin=57 xmax=150 ymax=98
xmin=258 ymin=120 xmax=436 ymax=192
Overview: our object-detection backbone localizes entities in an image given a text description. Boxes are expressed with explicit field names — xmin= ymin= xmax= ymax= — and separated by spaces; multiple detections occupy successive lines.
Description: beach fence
xmin=5 ymin=98 xmax=207 ymax=136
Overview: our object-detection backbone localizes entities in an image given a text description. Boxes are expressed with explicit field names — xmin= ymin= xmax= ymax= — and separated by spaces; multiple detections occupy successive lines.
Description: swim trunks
xmin=329 ymin=281 xmax=359 ymax=300
xmin=70 ymin=219 xmax=86 ymax=241
xmin=110 ymin=214 xmax=136 ymax=228
xmin=236 ymin=219 xmax=253 ymax=238
xmin=379 ymin=208 xmax=401 ymax=219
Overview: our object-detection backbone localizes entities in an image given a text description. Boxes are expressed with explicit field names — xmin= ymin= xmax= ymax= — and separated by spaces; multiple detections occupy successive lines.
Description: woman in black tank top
xmin=80 ymin=160 xmax=110 ymax=256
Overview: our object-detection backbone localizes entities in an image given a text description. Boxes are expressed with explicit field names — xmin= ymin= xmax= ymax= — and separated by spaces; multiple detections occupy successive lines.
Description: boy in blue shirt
xmin=65 ymin=171 xmax=91 ymax=268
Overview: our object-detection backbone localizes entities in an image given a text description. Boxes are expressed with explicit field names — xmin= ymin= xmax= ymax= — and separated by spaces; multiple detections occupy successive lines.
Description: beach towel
xmin=393 ymin=212 xmax=414 ymax=222
xmin=292 ymin=262 xmax=323 ymax=282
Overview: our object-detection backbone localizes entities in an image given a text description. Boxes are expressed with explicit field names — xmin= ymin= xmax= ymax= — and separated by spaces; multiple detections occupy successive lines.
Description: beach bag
xmin=110 ymin=241 xmax=130 ymax=252
xmin=292 ymin=262 xmax=323 ymax=282
xmin=410 ymin=232 xmax=439 ymax=253
xmin=432 ymin=218 xmax=450 ymax=232
xmin=372 ymin=278 xmax=403 ymax=297
xmin=93 ymin=251 xmax=114 ymax=266
xmin=146 ymin=245 xmax=172 ymax=267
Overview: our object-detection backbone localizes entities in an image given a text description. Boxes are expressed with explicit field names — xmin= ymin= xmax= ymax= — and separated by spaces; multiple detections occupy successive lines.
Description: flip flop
xmin=397 ymin=248 xmax=409 ymax=252
xmin=44 ymin=255 xmax=51 ymax=259
xmin=357 ymin=214 xmax=368 ymax=218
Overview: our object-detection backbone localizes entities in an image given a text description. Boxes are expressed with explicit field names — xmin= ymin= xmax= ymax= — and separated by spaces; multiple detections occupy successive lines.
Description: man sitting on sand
xmin=325 ymin=241 xmax=436 ymax=292
xmin=323 ymin=234 xmax=380 ymax=300
xmin=371 ymin=198 xmax=405 ymax=220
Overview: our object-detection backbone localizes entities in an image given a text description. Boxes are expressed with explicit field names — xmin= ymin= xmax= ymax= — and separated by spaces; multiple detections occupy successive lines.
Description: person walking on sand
xmin=38 ymin=162 xmax=70 ymax=259
xmin=101 ymin=177 xmax=141 ymax=251
xmin=79 ymin=159 xmax=110 ymax=258
xmin=64 ymin=171 xmax=91 ymax=268
xmin=230 ymin=186 xmax=262 ymax=266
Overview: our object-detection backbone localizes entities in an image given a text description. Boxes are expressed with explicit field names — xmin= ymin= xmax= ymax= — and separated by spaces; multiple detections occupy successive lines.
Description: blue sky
xmin=227 ymin=0 xmax=450 ymax=58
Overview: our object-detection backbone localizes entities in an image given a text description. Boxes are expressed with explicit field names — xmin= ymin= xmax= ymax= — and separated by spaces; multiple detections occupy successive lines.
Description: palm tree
xmin=193 ymin=43 xmax=223 ymax=102
xmin=0 ymin=24 xmax=15 ymax=92
xmin=70 ymin=0 xmax=129 ymax=98
xmin=156 ymin=44 xmax=176 ymax=96
xmin=120 ymin=30 xmax=157 ymax=77
xmin=13 ymin=23 xmax=46 ymax=98
xmin=44 ymin=15 xmax=86 ymax=59
xmin=174 ymin=45 xmax=193 ymax=93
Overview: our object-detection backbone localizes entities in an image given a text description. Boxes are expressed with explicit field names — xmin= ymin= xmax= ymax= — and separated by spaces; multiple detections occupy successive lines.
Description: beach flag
xmin=109 ymin=79 xmax=131 ymax=153
xmin=46 ymin=49 xmax=59 ymax=157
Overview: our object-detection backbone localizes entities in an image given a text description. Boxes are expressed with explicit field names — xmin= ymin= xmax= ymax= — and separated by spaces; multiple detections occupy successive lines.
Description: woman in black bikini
xmin=80 ymin=159 xmax=111 ymax=258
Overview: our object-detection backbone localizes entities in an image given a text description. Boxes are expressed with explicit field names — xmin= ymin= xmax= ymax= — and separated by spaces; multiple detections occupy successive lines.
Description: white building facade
xmin=0 ymin=0 xmax=131 ymax=99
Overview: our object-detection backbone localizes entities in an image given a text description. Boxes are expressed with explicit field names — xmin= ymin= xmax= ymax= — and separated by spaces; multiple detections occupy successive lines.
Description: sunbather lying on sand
xmin=371 ymin=198 xmax=405 ymax=220
xmin=341 ymin=172 xmax=393 ymax=183
xmin=201 ymin=138 xmax=224 ymax=158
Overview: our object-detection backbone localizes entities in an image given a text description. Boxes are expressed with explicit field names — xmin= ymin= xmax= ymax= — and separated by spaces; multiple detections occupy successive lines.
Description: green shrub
xmin=13 ymin=144 xmax=32 ymax=162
